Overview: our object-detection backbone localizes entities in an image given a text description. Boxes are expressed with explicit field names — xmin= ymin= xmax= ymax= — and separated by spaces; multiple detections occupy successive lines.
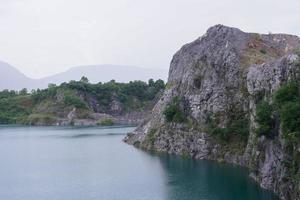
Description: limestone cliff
xmin=125 ymin=25 xmax=300 ymax=200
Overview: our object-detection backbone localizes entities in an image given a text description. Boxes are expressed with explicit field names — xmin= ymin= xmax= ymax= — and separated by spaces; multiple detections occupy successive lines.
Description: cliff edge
xmin=125 ymin=25 xmax=300 ymax=200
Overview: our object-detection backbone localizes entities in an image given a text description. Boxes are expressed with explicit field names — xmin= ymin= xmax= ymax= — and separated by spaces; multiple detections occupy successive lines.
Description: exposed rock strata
xmin=125 ymin=25 xmax=300 ymax=200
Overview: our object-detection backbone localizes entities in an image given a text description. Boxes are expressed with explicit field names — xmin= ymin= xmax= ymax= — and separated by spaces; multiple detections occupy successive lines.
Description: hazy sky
xmin=0 ymin=0 xmax=299 ymax=78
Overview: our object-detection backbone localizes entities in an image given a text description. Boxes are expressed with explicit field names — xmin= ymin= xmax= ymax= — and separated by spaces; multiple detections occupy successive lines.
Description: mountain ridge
xmin=0 ymin=63 xmax=168 ymax=90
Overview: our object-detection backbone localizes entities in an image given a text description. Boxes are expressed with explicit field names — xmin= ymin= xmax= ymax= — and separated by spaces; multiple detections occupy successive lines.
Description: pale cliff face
xmin=125 ymin=25 xmax=300 ymax=200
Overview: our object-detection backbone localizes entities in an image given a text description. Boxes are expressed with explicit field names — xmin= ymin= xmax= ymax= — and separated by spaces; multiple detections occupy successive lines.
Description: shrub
xmin=64 ymin=95 xmax=87 ymax=109
xmin=260 ymin=49 xmax=267 ymax=54
xmin=206 ymin=109 xmax=249 ymax=142
xmin=26 ymin=113 xmax=57 ymax=125
xmin=0 ymin=113 xmax=13 ymax=124
xmin=229 ymin=118 xmax=249 ymax=140
xmin=163 ymin=97 xmax=185 ymax=123
xmin=295 ymin=48 xmax=300 ymax=57
xmin=280 ymin=100 xmax=300 ymax=138
xmin=0 ymin=96 xmax=32 ymax=124
xmin=97 ymin=118 xmax=114 ymax=126
xmin=255 ymin=101 xmax=275 ymax=137
xmin=210 ymin=126 xmax=230 ymax=141
xmin=274 ymin=82 xmax=299 ymax=106
xmin=271 ymin=81 xmax=300 ymax=139
xmin=146 ymin=128 xmax=157 ymax=146
xmin=208 ymin=118 xmax=249 ymax=141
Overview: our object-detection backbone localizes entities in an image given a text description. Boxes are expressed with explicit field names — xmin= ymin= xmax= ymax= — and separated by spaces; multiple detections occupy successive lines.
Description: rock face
xmin=28 ymin=89 xmax=156 ymax=126
xmin=125 ymin=25 xmax=300 ymax=200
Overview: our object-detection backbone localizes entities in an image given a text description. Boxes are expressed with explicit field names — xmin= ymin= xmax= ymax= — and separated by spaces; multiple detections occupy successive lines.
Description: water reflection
xmin=154 ymin=153 xmax=279 ymax=200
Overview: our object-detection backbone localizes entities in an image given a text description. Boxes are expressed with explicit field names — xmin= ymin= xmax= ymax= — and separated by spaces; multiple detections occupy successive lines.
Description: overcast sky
xmin=0 ymin=0 xmax=299 ymax=78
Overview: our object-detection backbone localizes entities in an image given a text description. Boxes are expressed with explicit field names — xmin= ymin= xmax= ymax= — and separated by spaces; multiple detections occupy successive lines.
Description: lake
xmin=0 ymin=126 xmax=279 ymax=200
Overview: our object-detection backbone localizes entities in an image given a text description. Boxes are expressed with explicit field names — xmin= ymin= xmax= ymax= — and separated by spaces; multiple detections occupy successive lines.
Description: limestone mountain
xmin=125 ymin=25 xmax=300 ymax=200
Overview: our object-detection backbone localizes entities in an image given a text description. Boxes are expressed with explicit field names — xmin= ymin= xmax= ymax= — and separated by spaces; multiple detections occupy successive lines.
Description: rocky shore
xmin=125 ymin=25 xmax=300 ymax=200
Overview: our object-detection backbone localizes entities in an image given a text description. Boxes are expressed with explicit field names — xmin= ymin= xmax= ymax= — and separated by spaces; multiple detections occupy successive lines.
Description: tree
xmin=255 ymin=101 xmax=274 ymax=137
xmin=274 ymin=82 xmax=299 ymax=106
xmin=148 ymin=79 xmax=155 ymax=87
xmin=280 ymin=101 xmax=300 ymax=137
xmin=80 ymin=76 xmax=89 ymax=83
xmin=48 ymin=83 xmax=56 ymax=88
xmin=163 ymin=97 xmax=185 ymax=123
xmin=19 ymin=88 xmax=28 ymax=95
xmin=154 ymin=79 xmax=165 ymax=90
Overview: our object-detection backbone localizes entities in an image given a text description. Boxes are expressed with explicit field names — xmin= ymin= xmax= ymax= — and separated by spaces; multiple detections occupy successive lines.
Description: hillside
xmin=125 ymin=25 xmax=300 ymax=200
xmin=0 ymin=78 xmax=165 ymax=126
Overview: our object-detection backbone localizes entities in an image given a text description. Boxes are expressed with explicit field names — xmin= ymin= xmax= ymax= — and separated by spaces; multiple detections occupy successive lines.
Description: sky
xmin=0 ymin=0 xmax=299 ymax=78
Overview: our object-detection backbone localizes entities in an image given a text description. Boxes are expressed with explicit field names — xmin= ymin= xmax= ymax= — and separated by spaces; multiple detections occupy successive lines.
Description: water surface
xmin=0 ymin=126 xmax=279 ymax=200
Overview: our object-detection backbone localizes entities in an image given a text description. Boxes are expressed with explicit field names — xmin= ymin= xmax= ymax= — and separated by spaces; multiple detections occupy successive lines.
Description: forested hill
xmin=0 ymin=77 xmax=165 ymax=126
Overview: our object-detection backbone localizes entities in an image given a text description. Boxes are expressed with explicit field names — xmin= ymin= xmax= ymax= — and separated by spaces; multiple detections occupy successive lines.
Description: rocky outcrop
xmin=29 ymin=90 xmax=155 ymax=126
xmin=28 ymin=108 xmax=149 ymax=126
xmin=125 ymin=25 xmax=300 ymax=200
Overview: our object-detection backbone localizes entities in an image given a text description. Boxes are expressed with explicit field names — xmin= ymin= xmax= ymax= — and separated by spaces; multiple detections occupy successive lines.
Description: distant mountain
xmin=0 ymin=61 xmax=35 ymax=90
xmin=38 ymin=65 xmax=168 ymax=87
xmin=0 ymin=63 xmax=168 ymax=90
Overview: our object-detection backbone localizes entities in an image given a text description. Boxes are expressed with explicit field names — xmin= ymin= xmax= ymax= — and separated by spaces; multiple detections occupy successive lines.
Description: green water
xmin=0 ymin=126 xmax=279 ymax=200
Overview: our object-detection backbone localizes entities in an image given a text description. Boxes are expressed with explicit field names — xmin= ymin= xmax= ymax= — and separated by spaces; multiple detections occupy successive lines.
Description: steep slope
xmin=0 ymin=61 xmax=34 ymax=90
xmin=125 ymin=25 xmax=300 ymax=200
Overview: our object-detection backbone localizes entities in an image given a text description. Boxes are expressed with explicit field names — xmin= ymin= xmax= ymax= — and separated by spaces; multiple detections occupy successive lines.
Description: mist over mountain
xmin=0 ymin=61 xmax=35 ymax=90
xmin=38 ymin=65 xmax=168 ymax=87
xmin=0 ymin=63 xmax=168 ymax=90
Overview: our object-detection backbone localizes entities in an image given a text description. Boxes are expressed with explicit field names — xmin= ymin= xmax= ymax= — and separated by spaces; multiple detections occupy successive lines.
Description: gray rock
xmin=125 ymin=25 xmax=300 ymax=200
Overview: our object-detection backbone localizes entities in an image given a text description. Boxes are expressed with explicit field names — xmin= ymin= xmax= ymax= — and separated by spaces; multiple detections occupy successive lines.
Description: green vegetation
xmin=64 ymin=95 xmax=87 ymax=109
xmin=274 ymin=82 xmax=299 ymax=106
xmin=163 ymin=97 xmax=186 ymax=123
xmin=274 ymin=82 xmax=300 ymax=138
xmin=97 ymin=118 xmax=114 ymax=126
xmin=260 ymin=49 xmax=267 ymax=54
xmin=146 ymin=128 xmax=157 ymax=146
xmin=25 ymin=113 xmax=57 ymax=125
xmin=0 ymin=93 xmax=32 ymax=124
xmin=254 ymin=81 xmax=300 ymax=139
xmin=206 ymin=105 xmax=249 ymax=142
xmin=0 ymin=77 xmax=165 ymax=124
xmin=280 ymin=101 xmax=300 ymax=137
xmin=255 ymin=101 xmax=275 ymax=138
xmin=165 ymin=82 xmax=174 ymax=90
xmin=207 ymin=116 xmax=249 ymax=142
xmin=275 ymin=81 xmax=300 ymax=197
xmin=80 ymin=76 xmax=89 ymax=83
xmin=295 ymin=48 xmax=300 ymax=57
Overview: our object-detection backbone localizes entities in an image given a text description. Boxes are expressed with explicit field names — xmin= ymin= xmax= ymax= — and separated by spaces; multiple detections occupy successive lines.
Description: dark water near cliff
xmin=0 ymin=126 xmax=278 ymax=200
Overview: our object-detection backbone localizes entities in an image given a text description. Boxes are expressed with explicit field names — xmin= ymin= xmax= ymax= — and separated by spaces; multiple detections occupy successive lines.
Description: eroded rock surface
xmin=125 ymin=25 xmax=300 ymax=200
